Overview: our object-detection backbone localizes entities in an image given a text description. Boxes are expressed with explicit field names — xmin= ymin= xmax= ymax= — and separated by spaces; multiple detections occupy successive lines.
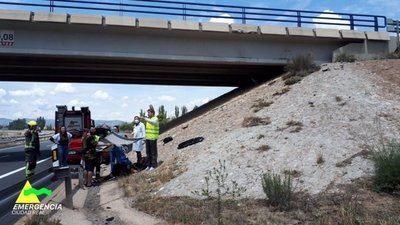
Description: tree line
xmin=5 ymin=117 xmax=50 ymax=130
xmin=119 ymin=104 xmax=198 ymax=131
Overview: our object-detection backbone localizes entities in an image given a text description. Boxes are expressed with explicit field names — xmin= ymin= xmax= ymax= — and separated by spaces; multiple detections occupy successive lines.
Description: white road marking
xmin=0 ymin=154 xmax=9 ymax=159
xmin=0 ymin=157 xmax=51 ymax=180
xmin=0 ymin=142 xmax=52 ymax=152
xmin=0 ymin=145 xmax=22 ymax=152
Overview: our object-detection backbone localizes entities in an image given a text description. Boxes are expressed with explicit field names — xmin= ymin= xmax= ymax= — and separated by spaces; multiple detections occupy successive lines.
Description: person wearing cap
xmin=131 ymin=116 xmax=145 ymax=165
xmin=24 ymin=120 xmax=41 ymax=178
xmin=142 ymin=106 xmax=159 ymax=171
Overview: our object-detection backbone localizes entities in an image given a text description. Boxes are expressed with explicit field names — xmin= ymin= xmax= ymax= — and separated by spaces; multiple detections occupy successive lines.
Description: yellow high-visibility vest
xmin=145 ymin=117 xmax=159 ymax=140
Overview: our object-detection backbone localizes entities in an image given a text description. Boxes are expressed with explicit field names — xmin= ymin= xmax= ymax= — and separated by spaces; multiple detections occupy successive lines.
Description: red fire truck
xmin=54 ymin=105 xmax=110 ymax=165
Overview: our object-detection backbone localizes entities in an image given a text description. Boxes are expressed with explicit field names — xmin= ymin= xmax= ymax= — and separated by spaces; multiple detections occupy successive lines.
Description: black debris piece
xmin=178 ymin=137 xmax=204 ymax=149
xmin=106 ymin=217 xmax=114 ymax=222
xmin=163 ymin=136 xmax=173 ymax=145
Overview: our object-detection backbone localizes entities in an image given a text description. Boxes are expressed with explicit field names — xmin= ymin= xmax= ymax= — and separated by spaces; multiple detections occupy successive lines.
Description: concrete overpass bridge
xmin=0 ymin=0 xmax=395 ymax=86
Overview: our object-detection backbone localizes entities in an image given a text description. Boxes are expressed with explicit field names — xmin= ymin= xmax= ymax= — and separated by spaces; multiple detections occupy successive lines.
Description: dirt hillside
xmin=156 ymin=60 xmax=400 ymax=198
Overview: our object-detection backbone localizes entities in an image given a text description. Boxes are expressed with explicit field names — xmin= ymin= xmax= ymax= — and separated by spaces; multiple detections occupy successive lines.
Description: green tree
xmin=181 ymin=106 xmax=188 ymax=116
xmin=8 ymin=118 xmax=26 ymax=130
xmin=45 ymin=123 xmax=53 ymax=131
xmin=119 ymin=122 xmax=133 ymax=132
xmin=139 ymin=109 xmax=146 ymax=117
xmin=193 ymin=105 xmax=199 ymax=110
xmin=174 ymin=106 xmax=180 ymax=118
xmin=157 ymin=105 xmax=170 ymax=129
xmin=36 ymin=117 xmax=46 ymax=130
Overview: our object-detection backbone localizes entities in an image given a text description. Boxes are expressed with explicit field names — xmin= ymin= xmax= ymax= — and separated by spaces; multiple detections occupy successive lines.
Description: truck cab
xmin=54 ymin=105 xmax=109 ymax=165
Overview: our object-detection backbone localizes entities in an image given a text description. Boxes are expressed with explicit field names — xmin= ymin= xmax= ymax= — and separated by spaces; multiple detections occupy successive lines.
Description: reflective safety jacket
xmin=145 ymin=116 xmax=159 ymax=140
xmin=25 ymin=129 xmax=40 ymax=152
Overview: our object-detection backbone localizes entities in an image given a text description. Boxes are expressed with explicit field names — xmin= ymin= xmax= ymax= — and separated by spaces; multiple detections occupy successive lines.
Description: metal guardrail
xmin=0 ymin=133 xmax=52 ymax=144
xmin=0 ymin=0 xmax=387 ymax=31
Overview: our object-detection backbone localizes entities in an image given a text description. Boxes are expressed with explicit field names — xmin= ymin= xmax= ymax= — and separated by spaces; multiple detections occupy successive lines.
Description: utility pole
xmin=387 ymin=18 xmax=400 ymax=50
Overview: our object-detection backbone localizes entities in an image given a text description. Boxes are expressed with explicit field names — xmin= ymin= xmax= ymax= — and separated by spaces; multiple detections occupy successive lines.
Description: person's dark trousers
xmin=94 ymin=153 xmax=101 ymax=179
xmin=25 ymin=149 xmax=38 ymax=177
xmin=58 ymin=145 xmax=69 ymax=166
xmin=110 ymin=146 xmax=122 ymax=175
xmin=136 ymin=151 xmax=142 ymax=165
xmin=145 ymin=139 xmax=158 ymax=168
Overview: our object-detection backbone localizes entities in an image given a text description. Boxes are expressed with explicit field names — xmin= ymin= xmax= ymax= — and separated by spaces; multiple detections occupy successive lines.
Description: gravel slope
xmin=156 ymin=60 xmax=400 ymax=198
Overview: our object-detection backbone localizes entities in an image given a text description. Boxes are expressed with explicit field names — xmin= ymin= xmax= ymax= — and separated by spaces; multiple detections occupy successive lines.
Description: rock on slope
xmin=157 ymin=60 xmax=400 ymax=198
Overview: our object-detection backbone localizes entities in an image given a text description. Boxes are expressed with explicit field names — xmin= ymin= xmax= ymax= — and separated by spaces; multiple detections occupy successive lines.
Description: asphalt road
xmin=0 ymin=141 xmax=51 ymax=185
xmin=0 ymin=140 xmax=56 ymax=224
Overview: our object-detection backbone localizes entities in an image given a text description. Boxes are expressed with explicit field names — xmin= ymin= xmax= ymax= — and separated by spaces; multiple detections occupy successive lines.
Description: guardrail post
xmin=397 ymin=20 xmax=400 ymax=50
xmin=119 ymin=0 xmax=123 ymax=16
xmin=242 ymin=8 xmax=246 ymax=24
xmin=297 ymin=11 xmax=301 ymax=27
xmin=183 ymin=4 xmax=186 ymax=20
xmin=49 ymin=0 xmax=54 ymax=13
xmin=65 ymin=175 xmax=73 ymax=208
xmin=54 ymin=166 xmax=73 ymax=209
xmin=374 ymin=16 xmax=378 ymax=31
xmin=350 ymin=15 xmax=354 ymax=30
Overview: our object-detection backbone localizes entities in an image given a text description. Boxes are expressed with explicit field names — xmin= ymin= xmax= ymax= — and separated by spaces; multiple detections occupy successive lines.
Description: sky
xmin=0 ymin=82 xmax=232 ymax=121
xmin=0 ymin=0 xmax=398 ymax=122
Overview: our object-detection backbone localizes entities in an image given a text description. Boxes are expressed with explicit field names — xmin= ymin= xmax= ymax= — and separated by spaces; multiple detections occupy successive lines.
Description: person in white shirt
xmin=132 ymin=116 xmax=145 ymax=165
xmin=50 ymin=126 xmax=72 ymax=166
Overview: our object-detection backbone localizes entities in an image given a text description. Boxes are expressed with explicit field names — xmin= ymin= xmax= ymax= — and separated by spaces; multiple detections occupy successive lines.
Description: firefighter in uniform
xmin=25 ymin=120 xmax=41 ymax=178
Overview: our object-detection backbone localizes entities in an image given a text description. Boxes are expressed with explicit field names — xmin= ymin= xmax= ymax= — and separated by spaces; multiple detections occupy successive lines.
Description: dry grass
xmin=24 ymin=214 xmax=61 ymax=225
xmin=283 ymin=169 xmax=302 ymax=178
xmin=256 ymin=145 xmax=271 ymax=152
xmin=335 ymin=150 xmax=370 ymax=167
xmin=273 ymin=87 xmax=291 ymax=96
xmin=251 ymin=99 xmax=274 ymax=113
xmin=284 ymin=76 xmax=303 ymax=86
xmin=316 ymin=153 xmax=325 ymax=165
xmin=131 ymin=179 xmax=400 ymax=225
xmin=286 ymin=120 xmax=304 ymax=133
xmin=119 ymin=158 xmax=186 ymax=198
xmin=242 ymin=117 xmax=271 ymax=127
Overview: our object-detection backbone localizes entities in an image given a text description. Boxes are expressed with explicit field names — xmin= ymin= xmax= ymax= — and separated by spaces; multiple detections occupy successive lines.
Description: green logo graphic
xmin=23 ymin=187 xmax=53 ymax=197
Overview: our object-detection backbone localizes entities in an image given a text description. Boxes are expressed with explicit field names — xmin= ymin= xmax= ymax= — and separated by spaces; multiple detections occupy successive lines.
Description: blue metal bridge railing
xmin=0 ymin=0 xmax=387 ymax=31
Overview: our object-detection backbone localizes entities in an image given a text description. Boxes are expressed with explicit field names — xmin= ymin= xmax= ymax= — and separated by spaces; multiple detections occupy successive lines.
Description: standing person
xmin=83 ymin=128 xmax=98 ymax=187
xmin=132 ymin=116 xmax=145 ymax=165
xmin=50 ymin=126 xmax=72 ymax=166
xmin=109 ymin=126 xmax=122 ymax=177
xmin=24 ymin=121 xmax=41 ymax=178
xmin=142 ymin=106 xmax=159 ymax=171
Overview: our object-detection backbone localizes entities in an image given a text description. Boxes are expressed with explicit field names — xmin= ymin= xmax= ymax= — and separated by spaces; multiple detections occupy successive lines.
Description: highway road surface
xmin=0 ymin=140 xmax=58 ymax=224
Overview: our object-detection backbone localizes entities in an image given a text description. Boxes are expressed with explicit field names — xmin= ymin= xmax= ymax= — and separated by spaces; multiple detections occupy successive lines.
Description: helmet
xmin=27 ymin=120 xmax=37 ymax=127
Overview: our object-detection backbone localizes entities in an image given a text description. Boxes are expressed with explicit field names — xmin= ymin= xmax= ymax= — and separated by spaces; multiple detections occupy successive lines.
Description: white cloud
xmin=210 ymin=13 xmax=234 ymax=24
xmin=32 ymin=98 xmax=47 ymax=106
xmin=9 ymin=87 xmax=46 ymax=96
xmin=123 ymin=96 xmax=129 ymax=100
xmin=158 ymin=95 xmax=176 ymax=102
xmin=9 ymin=99 xmax=18 ymax=104
xmin=187 ymin=97 xmax=209 ymax=110
xmin=92 ymin=90 xmax=111 ymax=100
xmin=68 ymin=99 xmax=87 ymax=107
xmin=0 ymin=98 xmax=19 ymax=105
xmin=54 ymin=83 xmax=76 ymax=94
xmin=13 ymin=112 xmax=23 ymax=118
xmin=122 ymin=103 xmax=128 ymax=108
xmin=0 ymin=88 xmax=6 ymax=97
xmin=313 ymin=10 xmax=351 ymax=30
